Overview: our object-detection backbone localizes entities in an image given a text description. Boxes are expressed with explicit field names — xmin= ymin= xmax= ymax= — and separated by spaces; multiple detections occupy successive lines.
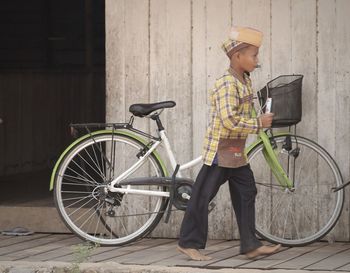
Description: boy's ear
xmin=235 ymin=51 xmax=241 ymax=60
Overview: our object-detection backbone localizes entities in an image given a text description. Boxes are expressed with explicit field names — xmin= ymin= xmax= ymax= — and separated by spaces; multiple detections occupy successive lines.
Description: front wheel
xmin=248 ymin=134 xmax=344 ymax=246
xmin=53 ymin=131 xmax=168 ymax=246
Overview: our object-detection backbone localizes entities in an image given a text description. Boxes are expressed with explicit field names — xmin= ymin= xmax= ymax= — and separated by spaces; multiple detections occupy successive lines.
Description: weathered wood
xmin=105 ymin=0 xmax=350 ymax=241
xmin=87 ymin=238 xmax=174 ymax=263
xmin=256 ymin=244 xmax=349 ymax=270
xmin=337 ymin=262 xmax=350 ymax=272
xmin=232 ymin=0 xmax=271 ymax=90
xmin=0 ymin=234 xmax=49 ymax=248
xmin=305 ymin=244 xmax=350 ymax=271
xmin=149 ymin=0 xmax=192 ymax=239
xmin=153 ymin=239 xmax=232 ymax=266
xmin=334 ymin=0 xmax=350 ymax=242
xmin=21 ymin=237 xmax=82 ymax=262
xmin=1 ymin=234 xmax=74 ymax=261
xmin=0 ymin=234 xmax=54 ymax=257
xmin=105 ymin=0 xmax=126 ymax=124
xmin=177 ymin=241 xmax=241 ymax=268
xmin=192 ymin=0 xmax=207 ymax=177
xmin=1 ymin=234 xmax=350 ymax=271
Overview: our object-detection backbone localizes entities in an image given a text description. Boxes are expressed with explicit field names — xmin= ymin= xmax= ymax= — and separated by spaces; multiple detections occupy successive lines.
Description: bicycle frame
xmin=108 ymin=127 xmax=293 ymax=197
xmin=50 ymin=115 xmax=293 ymax=196
xmin=107 ymin=129 xmax=202 ymax=197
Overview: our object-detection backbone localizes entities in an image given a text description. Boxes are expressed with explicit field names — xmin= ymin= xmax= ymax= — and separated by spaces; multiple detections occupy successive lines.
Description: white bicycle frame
xmin=107 ymin=129 xmax=202 ymax=198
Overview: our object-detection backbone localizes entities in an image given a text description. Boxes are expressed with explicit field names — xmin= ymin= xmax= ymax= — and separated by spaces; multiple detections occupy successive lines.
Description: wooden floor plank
xmin=305 ymin=247 xmax=350 ymax=271
xmin=245 ymin=243 xmax=324 ymax=269
xmin=337 ymin=262 xmax=350 ymax=271
xmin=271 ymin=243 xmax=343 ymax=270
xmin=209 ymin=246 xmax=287 ymax=269
xmin=180 ymin=244 xmax=241 ymax=268
xmin=154 ymin=240 xmax=237 ymax=267
xmin=0 ymin=234 xmax=350 ymax=271
xmin=0 ymin=234 xmax=49 ymax=248
xmin=10 ymin=235 xmax=77 ymax=261
xmin=118 ymin=240 xmax=179 ymax=265
xmin=21 ymin=237 xmax=83 ymax=261
xmin=0 ymin=234 xmax=57 ymax=257
xmin=57 ymin=238 xmax=175 ymax=263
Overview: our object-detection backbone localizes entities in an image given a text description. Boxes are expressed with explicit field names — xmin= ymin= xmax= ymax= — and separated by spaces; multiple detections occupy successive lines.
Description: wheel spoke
xmin=250 ymin=135 xmax=343 ymax=246
xmin=54 ymin=133 xmax=167 ymax=246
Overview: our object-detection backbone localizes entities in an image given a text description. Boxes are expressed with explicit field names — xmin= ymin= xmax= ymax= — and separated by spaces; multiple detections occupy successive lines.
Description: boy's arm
xmin=215 ymin=83 xmax=260 ymax=134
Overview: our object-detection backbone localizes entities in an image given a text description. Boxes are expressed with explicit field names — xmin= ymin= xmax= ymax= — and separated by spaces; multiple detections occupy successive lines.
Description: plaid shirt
xmin=202 ymin=68 xmax=260 ymax=166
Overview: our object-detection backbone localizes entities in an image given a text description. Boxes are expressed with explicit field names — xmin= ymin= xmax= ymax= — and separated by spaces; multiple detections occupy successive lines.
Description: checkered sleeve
xmin=215 ymin=81 xmax=260 ymax=134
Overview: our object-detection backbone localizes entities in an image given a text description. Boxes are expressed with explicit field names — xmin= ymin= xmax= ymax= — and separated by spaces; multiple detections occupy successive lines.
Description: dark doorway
xmin=0 ymin=0 xmax=105 ymax=208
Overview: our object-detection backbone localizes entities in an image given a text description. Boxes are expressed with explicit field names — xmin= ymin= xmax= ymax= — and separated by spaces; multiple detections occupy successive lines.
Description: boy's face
xmin=234 ymin=45 xmax=259 ymax=72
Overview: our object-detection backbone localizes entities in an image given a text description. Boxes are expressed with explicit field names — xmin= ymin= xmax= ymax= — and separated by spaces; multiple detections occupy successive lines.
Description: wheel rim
xmin=54 ymin=134 xmax=166 ymax=245
xmin=248 ymin=135 xmax=343 ymax=246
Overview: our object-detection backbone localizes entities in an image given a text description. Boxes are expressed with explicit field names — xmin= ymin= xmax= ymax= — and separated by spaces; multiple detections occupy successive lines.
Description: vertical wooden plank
xmin=192 ymin=0 xmax=207 ymax=168
xmin=164 ymin=0 xmax=192 ymax=171
xmin=232 ymin=0 xmax=271 ymax=90
xmin=290 ymin=0 xmax=321 ymax=241
xmin=148 ymin=0 xmax=169 ymax=176
xmin=105 ymin=0 xmax=126 ymax=123
xmin=206 ymin=0 xmax=234 ymax=240
xmin=334 ymin=0 xmax=350 ymax=241
xmin=150 ymin=0 xmax=192 ymax=239
xmin=317 ymin=0 xmax=339 ymax=241
xmin=317 ymin=0 xmax=336 ymax=156
xmin=149 ymin=0 xmax=171 ymax=238
xmin=124 ymin=0 xmax=150 ymax=131
xmin=291 ymin=0 xmax=317 ymax=139
xmin=271 ymin=0 xmax=292 ymax=77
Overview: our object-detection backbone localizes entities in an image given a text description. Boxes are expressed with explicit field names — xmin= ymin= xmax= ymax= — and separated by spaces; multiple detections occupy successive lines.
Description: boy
xmin=177 ymin=26 xmax=281 ymax=260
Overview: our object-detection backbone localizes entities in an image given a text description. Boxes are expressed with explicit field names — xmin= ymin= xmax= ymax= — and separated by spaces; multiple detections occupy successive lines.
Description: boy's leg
xmin=178 ymin=164 xmax=227 ymax=259
xmin=228 ymin=164 xmax=280 ymax=257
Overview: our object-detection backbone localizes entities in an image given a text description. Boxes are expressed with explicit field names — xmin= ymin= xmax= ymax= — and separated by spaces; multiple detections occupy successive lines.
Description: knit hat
xmin=222 ymin=26 xmax=263 ymax=58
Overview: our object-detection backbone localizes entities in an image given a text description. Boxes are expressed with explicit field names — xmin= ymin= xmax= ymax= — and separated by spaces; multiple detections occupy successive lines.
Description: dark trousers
xmin=178 ymin=164 xmax=262 ymax=254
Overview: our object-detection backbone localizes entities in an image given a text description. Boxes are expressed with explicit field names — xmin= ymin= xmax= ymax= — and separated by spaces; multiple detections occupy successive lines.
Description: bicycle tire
xmin=53 ymin=131 xmax=169 ymax=246
xmin=247 ymin=134 xmax=344 ymax=246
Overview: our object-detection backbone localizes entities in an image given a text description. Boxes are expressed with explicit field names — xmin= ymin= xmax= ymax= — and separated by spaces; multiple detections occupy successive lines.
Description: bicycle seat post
xmin=151 ymin=115 xmax=164 ymax=131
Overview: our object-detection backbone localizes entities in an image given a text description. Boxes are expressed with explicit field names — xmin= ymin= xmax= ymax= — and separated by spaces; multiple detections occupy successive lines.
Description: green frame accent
xmin=49 ymin=129 xmax=168 ymax=190
xmin=246 ymin=131 xmax=294 ymax=189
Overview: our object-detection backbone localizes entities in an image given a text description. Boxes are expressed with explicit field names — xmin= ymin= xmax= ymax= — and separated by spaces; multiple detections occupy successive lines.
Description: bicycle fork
xmin=259 ymin=130 xmax=295 ymax=190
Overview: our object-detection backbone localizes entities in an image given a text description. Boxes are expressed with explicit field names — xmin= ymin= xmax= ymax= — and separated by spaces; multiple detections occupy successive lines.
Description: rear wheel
xmin=53 ymin=131 xmax=168 ymax=246
xmin=248 ymin=134 xmax=344 ymax=246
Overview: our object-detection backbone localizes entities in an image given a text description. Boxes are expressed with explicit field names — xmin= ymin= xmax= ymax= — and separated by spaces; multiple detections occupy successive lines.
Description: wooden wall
xmin=105 ymin=0 xmax=350 ymax=240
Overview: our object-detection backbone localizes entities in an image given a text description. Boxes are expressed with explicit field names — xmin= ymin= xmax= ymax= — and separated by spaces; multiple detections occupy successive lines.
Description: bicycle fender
xmin=49 ymin=129 xmax=168 ymax=190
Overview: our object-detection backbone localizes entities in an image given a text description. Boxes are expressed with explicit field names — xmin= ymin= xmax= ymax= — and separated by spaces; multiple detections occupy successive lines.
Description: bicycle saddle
xmin=129 ymin=101 xmax=176 ymax=117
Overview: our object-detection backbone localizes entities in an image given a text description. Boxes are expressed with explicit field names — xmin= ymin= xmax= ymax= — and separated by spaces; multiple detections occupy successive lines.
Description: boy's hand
xmin=259 ymin=113 xmax=274 ymax=128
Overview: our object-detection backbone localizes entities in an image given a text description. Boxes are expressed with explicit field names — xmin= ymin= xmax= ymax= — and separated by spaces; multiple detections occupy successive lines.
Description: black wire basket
xmin=258 ymin=75 xmax=303 ymax=128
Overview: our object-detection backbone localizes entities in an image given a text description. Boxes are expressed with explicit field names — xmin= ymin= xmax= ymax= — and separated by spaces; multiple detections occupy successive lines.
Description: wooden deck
xmin=1 ymin=233 xmax=350 ymax=271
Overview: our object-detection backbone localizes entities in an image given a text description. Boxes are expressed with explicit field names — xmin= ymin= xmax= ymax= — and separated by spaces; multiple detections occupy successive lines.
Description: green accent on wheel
xmin=49 ymin=130 xmax=168 ymax=190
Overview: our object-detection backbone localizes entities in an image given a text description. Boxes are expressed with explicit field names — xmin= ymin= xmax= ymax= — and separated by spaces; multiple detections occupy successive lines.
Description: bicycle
xmin=50 ymin=75 xmax=344 ymax=247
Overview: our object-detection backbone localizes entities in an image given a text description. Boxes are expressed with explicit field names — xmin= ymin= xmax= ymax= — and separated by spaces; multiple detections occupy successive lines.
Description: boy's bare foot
xmin=177 ymin=246 xmax=212 ymax=261
xmin=245 ymin=244 xmax=281 ymax=259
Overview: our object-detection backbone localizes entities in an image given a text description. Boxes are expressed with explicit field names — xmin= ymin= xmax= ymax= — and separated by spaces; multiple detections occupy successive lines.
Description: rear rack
xmin=69 ymin=116 xmax=160 ymax=141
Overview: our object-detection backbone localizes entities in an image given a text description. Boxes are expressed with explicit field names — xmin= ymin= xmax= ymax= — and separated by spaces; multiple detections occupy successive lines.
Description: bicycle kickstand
xmin=332 ymin=180 xmax=350 ymax=192
xmin=164 ymin=164 xmax=180 ymax=224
